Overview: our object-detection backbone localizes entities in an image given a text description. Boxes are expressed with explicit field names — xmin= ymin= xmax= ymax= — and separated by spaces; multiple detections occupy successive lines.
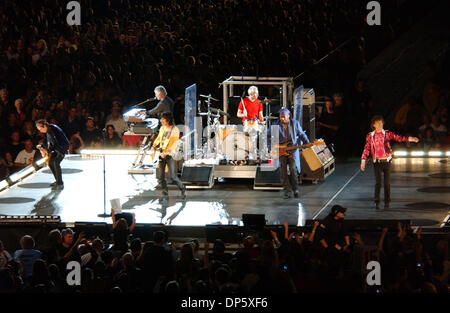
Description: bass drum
xmin=217 ymin=125 xmax=237 ymax=143
xmin=221 ymin=131 xmax=250 ymax=161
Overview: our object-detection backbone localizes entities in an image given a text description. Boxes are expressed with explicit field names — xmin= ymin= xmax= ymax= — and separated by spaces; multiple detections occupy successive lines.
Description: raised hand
xmin=270 ymin=229 xmax=278 ymax=240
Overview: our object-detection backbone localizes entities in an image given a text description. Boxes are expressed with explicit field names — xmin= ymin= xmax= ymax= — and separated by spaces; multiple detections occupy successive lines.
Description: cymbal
xmin=210 ymin=107 xmax=230 ymax=117
xmin=198 ymin=112 xmax=220 ymax=117
xmin=200 ymin=94 xmax=219 ymax=101
xmin=262 ymin=98 xmax=279 ymax=104
xmin=265 ymin=115 xmax=278 ymax=120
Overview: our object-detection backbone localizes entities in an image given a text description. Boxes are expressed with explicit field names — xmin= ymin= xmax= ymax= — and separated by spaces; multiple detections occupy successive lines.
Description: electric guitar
xmin=271 ymin=140 xmax=326 ymax=159
xmin=36 ymin=144 xmax=52 ymax=166
xmin=149 ymin=147 xmax=162 ymax=164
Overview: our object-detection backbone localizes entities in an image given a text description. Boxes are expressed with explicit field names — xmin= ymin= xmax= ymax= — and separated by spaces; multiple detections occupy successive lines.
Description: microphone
xmin=132 ymin=97 xmax=157 ymax=108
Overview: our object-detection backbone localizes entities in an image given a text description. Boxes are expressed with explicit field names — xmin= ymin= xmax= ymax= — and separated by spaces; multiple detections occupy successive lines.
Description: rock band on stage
xmin=34 ymin=84 xmax=420 ymax=205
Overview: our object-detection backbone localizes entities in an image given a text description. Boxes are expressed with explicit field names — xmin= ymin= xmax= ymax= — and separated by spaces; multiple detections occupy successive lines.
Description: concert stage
xmin=0 ymin=155 xmax=448 ymax=230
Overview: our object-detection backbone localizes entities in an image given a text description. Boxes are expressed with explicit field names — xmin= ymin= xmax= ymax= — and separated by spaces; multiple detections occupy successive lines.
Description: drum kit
xmin=199 ymin=95 xmax=279 ymax=165
xmin=123 ymin=95 xmax=280 ymax=169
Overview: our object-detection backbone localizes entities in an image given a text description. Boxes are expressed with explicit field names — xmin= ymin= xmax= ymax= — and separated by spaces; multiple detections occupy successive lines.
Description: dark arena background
xmin=0 ymin=0 xmax=449 ymax=299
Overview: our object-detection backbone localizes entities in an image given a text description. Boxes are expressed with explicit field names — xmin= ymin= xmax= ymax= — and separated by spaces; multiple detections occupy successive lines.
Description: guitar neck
xmin=285 ymin=144 xmax=309 ymax=151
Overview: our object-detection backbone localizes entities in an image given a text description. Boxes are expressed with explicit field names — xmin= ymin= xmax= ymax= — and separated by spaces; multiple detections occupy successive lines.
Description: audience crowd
xmin=392 ymin=70 xmax=449 ymax=151
xmin=0 ymin=0 xmax=439 ymax=179
xmin=0 ymin=1 xmax=448 ymax=293
xmin=0 ymin=206 xmax=448 ymax=293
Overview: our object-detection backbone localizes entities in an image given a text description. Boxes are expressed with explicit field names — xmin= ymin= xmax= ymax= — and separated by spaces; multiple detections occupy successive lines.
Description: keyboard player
xmin=147 ymin=85 xmax=174 ymax=118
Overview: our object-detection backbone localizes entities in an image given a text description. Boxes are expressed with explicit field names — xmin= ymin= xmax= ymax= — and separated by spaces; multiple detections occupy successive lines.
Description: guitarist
xmin=268 ymin=108 xmax=312 ymax=199
xmin=150 ymin=112 xmax=186 ymax=199
xmin=35 ymin=119 xmax=70 ymax=190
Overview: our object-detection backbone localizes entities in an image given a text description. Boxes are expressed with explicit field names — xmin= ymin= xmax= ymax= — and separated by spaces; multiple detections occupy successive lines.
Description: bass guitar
xmin=271 ymin=140 xmax=325 ymax=159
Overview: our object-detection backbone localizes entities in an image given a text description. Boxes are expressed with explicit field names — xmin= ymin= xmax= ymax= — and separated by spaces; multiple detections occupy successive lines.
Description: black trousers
xmin=373 ymin=160 xmax=391 ymax=204
xmin=280 ymin=155 xmax=299 ymax=193
xmin=158 ymin=155 xmax=184 ymax=192
xmin=48 ymin=151 xmax=64 ymax=184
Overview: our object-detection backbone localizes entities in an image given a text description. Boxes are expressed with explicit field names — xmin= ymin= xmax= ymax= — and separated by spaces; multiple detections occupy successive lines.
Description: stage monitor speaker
xmin=253 ymin=166 xmax=283 ymax=190
xmin=181 ymin=165 xmax=214 ymax=188
xmin=0 ymin=224 xmax=57 ymax=251
xmin=74 ymin=222 xmax=110 ymax=240
xmin=242 ymin=214 xmax=266 ymax=231
xmin=205 ymin=225 xmax=243 ymax=243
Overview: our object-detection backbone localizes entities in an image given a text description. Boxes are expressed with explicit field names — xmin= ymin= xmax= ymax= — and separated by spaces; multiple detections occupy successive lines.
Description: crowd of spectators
xmin=0 ymin=205 xmax=448 ymax=293
xmin=0 ymin=0 xmax=436 ymax=179
xmin=393 ymin=69 xmax=450 ymax=151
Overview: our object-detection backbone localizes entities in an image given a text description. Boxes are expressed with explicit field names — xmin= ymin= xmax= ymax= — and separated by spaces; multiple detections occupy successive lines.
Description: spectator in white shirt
xmin=105 ymin=107 xmax=127 ymax=137
xmin=14 ymin=139 xmax=37 ymax=167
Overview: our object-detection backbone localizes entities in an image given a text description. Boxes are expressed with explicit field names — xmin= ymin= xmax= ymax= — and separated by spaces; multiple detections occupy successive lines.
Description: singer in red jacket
xmin=360 ymin=115 xmax=419 ymax=209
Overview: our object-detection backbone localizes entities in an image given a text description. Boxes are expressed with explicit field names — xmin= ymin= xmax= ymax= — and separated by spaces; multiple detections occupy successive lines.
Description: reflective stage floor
xmin=0 ymin=155 xmax=449 ymax=228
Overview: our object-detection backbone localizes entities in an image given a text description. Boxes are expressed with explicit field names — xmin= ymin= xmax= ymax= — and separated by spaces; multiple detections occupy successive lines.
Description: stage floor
xmin=0 ymin=155 xmax=448 ymax=228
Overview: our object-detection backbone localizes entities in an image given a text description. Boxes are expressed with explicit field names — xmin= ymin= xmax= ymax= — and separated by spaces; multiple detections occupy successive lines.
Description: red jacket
xmin=361 ymin=130 xmax=409 ymax=162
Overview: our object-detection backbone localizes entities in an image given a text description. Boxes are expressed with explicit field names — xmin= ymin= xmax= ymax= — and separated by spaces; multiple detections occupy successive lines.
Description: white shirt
xmin=15 ymin=149 xmax=36 ymax=164
xmin=105 ymin=118 xmax=127 ymax=137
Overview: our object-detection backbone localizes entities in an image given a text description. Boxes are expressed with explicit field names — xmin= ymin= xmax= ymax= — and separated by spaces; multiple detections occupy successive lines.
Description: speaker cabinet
xmin=181 ymin=165 xmax=215 ymax=189
xmin=300 ymin=143 xmax=335 ymax=183
xmin=253 ymin=166 xmax=283 ymax=190
xmin=205 ymin=225 xmax=243 ymax=243
xmin=302 ymin=88 xmax=315 ymax=141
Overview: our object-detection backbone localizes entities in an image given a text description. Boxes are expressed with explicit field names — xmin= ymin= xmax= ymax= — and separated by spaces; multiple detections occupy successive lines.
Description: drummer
xmin=237 ymin=86 xmax=265 ymax=132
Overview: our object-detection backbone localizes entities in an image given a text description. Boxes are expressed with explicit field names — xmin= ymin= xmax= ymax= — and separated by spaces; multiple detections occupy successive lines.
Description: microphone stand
xmin=131 ymin=98 xmax=155 ymax=108
xmin=97 ymin=154 xmax=110 ymax=218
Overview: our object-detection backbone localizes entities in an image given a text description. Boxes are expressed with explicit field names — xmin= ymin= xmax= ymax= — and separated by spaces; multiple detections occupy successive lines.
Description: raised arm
xmin=378 ymin=227 xmax=388 ymax=253
xmin=129 ymin=213 xmax=136 ymax=232
xmin=283 ymin=222 xmax=289 ymax=241
xmin=387 ymin=131 xmax=419 ymax=143
xmin=237 ymin=98 xmax=246 ymax=118
xmin=111 ymin=209 xmax=116 ymax=229
xmin=308 ymin=221 xmax=319 ymax=242
xmin=63 ymin=232 xmax=85 ymax=260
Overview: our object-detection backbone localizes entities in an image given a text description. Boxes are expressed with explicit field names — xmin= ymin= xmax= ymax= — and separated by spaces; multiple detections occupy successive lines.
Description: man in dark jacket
xmin=319 ymin=205 xmax=350 ymax=250
xmin=36 ymin=119 xmax=69 ymax=190
xmin=147 ymin=85 xmax=174 ymax=118
xmin=142 ymin=231 xmax=174 ymax=292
